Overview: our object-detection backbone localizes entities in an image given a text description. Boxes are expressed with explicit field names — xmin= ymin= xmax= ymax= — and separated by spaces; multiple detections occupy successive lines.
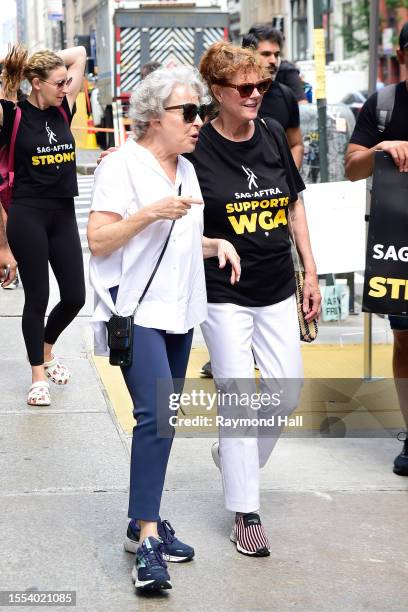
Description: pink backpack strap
xmin=58 ymin=104 xmax=69 ymax=124
xmin=8 ymin=106 xmax=22 ymax=187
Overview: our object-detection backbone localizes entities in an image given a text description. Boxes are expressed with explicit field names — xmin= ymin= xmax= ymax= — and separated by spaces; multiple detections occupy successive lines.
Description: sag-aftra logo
xmin=225 ymin=185 xmax=289 ymax=235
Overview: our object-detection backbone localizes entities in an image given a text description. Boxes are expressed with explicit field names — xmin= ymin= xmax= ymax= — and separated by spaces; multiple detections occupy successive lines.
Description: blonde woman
xmin=0 ymin=45 xmax=86 ymax=405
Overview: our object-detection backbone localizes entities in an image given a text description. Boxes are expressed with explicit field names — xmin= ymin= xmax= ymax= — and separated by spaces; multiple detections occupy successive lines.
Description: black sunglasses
xmin=164 ymin=103 xmax=207 ymax=123
xmin=221 ymin=78 xmax=272 ymax=98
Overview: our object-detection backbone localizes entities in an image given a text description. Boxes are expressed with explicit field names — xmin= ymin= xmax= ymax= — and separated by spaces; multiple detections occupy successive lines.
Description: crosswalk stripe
xmin=75 ymin=175 xmax=94 ymax=252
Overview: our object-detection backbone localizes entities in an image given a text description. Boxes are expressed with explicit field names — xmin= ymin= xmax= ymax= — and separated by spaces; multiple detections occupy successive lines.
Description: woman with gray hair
xmin=87 ymin=66 xmax=240 ymax=594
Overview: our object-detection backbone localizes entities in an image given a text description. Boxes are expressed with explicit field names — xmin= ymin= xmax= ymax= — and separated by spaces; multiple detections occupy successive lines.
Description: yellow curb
xmin=92 ymin=344 xmax=401 ymax=435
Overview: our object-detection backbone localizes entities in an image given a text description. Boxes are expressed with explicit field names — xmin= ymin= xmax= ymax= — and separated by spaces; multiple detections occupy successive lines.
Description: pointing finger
xmin=179 ymin=196 xmax=204 ymax=206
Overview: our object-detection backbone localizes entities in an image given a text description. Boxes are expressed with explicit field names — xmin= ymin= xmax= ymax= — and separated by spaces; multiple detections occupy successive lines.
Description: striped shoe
xmin=230 ymin=513 xmax=270 ymax=557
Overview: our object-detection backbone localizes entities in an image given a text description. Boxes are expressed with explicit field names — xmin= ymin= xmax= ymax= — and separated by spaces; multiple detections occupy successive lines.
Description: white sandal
xmin=27 ymin=381 xmax=51 ymax=406
xmin=44 ymin=355 xmax=71 ymax=385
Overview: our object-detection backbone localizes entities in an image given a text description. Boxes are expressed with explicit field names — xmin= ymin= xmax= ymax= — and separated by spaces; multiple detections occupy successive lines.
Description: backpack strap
xmin=376 ymin=83 xmax=397 ymax=133
xmin=8 ymin=106 xmax=22 ymax=188
xmin=57 ymin=104 xmax=69 ymax=124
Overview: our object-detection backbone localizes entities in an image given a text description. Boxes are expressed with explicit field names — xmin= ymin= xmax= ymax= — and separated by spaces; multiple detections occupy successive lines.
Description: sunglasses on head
xmin=39 ymin=76 xmax=73 ymax=89
xmin=221 ymin=78 xmax=272 ymax=98
xmin=164 ymin=103 xmax=207 ymax=123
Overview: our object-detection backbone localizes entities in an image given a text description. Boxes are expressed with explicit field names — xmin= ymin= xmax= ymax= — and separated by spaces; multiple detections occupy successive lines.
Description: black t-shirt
xmin=276 ymin=60 xmax=307 ymax=102
xmin=349 ymin=82 xmax=408 ymax=148
xmin=0 ymin=96 xmax=78 ymax=206
xmin=185 ymin=119 xmax=305 ymax=307
xmin=259 ymin=81 xmax=300 ymax=130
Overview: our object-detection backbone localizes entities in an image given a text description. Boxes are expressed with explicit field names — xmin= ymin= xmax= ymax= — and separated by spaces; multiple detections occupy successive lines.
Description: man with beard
xmin=242 ymin=25 xmax=304 ymax=169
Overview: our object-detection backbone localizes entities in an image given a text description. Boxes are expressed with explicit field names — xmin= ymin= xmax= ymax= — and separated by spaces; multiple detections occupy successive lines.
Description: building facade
xmin=240 ymin=0 xmax=291 ymax=55
xmin=1 ymin=19 xmax=17 ymax=56
xmin=16 ymin=0 xmax=63 ymax=51
xmin=228 ymin=0 xmax=241 ymax=43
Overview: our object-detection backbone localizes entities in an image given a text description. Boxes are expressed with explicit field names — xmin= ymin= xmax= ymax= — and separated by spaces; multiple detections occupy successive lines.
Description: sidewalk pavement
xmin=1 ymin=255 xmax=408 ymax=611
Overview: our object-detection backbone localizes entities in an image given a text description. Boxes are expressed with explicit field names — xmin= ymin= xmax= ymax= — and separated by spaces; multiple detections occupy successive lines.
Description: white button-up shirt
xmin=89 ymin=138 xmax=207 ymax=355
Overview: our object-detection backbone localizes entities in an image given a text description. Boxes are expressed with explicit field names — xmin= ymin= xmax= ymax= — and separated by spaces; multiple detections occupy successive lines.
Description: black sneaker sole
xmin=200 ymin=370 xmax=213 ymax=378
xmin=230 ymin=530 xmax=270 ymax=557
xmin=235 ymin=543 xmax=271 ymax=557
xmin=393 ymin=466 xmax=408 ymax=476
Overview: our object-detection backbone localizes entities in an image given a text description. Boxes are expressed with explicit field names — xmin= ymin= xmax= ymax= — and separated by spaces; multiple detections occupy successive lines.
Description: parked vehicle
xmin=340 ymin=91 xmax=367 ymax=118
xmin=300 ymin=103 xmax=356 ymax=183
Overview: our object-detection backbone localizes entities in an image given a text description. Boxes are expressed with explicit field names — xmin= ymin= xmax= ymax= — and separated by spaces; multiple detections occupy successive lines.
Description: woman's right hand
xmin=97 ymin=147 xmax=118 ymax=165
xmin=148 ymin=196 xmax=203 ymax=221
xmin=0 ymin=248 xmax=17 ymax=288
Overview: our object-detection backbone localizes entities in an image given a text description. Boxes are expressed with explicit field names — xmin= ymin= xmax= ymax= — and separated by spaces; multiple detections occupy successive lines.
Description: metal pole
xmin=363 ymin=0 xmax=379 ymax=380
xmin=313 ymin=0 xmax=329 ymax=182
xmin=59 ymin=20 xmax=65 ymax=50
xmin=368 ymin=0 xmax=379 ymax=96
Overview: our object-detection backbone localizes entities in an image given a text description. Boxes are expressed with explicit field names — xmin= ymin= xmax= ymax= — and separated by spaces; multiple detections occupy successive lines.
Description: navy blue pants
xmin=111 ymin=286 xmax=193 ymax=520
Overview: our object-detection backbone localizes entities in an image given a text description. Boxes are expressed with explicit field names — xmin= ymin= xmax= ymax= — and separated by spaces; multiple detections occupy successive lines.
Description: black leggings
xmin=7 ymin=202 xmax=86 ymax=366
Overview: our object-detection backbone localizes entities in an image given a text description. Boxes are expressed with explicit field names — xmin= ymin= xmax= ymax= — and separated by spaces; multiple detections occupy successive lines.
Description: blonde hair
xmin=2 ymin=44 xmax=64 ymax=97
xmin=1 ymin=44 xmax=28 ymax=98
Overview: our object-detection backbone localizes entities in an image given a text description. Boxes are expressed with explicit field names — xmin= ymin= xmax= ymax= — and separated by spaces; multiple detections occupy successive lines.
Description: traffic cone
xmin=84 ymin=114 xmax=99 ymax=150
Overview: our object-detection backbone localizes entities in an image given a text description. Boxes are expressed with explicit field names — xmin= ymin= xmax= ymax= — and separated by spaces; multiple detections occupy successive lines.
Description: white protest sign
xmin=302 ymin=180 xmax=366 ymax=274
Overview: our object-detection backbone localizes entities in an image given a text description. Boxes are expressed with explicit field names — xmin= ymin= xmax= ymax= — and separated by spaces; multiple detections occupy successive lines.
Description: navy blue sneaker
xmin=125 ymin=519 xmax=195 ymax=562
xmin=393 ymin=431 xmax=408 ymax=476
xmin=132 ymin=537 xmax=172 ymax=592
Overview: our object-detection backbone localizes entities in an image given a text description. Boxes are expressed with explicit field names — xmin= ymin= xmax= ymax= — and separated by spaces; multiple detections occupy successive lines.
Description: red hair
xmin=199 ymin=41 xmax=268 ymax=92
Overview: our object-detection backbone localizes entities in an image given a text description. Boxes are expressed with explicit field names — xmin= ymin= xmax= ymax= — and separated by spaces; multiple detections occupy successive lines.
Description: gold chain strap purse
xmin=288 ymin=211 xmax=318 ymax=343
xmin=260 ymin=118 xmax=318 ymax=342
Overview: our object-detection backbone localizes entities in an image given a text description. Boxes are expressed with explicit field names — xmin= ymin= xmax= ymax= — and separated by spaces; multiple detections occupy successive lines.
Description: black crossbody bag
xmin=107 ymin=186 xmax=180 ymax=366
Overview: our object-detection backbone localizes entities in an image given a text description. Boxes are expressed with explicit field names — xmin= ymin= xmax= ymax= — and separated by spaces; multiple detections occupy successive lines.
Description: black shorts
xmin=389 ymin=315 xmax=408 ymax=331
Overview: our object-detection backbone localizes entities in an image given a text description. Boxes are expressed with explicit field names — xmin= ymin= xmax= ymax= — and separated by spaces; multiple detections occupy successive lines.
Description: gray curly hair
xmin=128 ymin=66 xmax=210 ymax=139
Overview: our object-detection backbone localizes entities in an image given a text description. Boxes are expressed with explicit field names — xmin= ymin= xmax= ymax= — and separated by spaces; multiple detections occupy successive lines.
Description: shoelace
xmin=159 ymin=520 xmax=176 ymax=545
xmin=142 ymin=541 xmax=168 ymax=569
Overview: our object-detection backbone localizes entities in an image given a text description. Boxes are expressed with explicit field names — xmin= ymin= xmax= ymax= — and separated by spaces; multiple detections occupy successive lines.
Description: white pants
xmin=201 ymin=294 xmax=303 ymax=512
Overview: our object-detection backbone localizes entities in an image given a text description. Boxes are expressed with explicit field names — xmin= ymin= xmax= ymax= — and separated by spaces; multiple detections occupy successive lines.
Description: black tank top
xmin=0 ymin=97 xmax=78 ymax=207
